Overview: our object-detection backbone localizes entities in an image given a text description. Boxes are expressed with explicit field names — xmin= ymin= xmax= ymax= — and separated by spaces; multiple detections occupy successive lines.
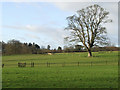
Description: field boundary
xmin=2 ymin=60 xmax=118 ymax=68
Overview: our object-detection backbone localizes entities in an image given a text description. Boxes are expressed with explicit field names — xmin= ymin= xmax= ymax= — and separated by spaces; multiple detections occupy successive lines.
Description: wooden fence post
xmin=33 ymin=62 xmax=34 ymax=67
xmin=2 ymin=64 xmax=4 ymax=68
xmin=47 ymin=62 xmax=48 ymax=67
xmin=31 ymin=62 xmax=34 ymax=67
xmin=91 ymin=62 xmax=92 ymax=66
xmin=25 ymin=62 xmax=26 ymax=67
xmin=106 ymin=61 xmax=107 ymax=65
xmin=78 ymin=62 xmax=79 ymax=66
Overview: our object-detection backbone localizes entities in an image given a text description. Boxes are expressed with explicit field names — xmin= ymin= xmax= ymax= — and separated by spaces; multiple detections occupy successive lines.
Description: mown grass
xmin=2 ymin=51 xmax=118 ymax=64
xmin=2 ymin=51 xmax=118 ymax=88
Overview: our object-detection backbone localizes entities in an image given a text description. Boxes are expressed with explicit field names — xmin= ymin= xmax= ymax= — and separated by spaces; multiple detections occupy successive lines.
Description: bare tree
xmin=65 ymin=4 xmax=112 ymax=57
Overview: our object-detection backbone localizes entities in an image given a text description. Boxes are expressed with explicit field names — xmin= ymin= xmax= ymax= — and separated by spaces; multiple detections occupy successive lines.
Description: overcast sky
xmin=0 ymin=1 xmax=118 ymax=49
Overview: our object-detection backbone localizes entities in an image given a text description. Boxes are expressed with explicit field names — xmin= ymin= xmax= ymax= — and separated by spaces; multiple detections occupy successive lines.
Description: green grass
xmin=2 ymin=51 xmax=118 ymax=88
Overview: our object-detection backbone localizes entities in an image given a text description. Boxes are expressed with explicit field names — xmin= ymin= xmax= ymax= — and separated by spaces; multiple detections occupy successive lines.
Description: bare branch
xmin=65 ymin=4 xmax=112 ymax=56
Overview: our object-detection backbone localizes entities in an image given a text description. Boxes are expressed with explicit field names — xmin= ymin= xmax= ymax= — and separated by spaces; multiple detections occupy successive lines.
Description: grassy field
xmin=2 ymin=51 xmax=118 ymax=88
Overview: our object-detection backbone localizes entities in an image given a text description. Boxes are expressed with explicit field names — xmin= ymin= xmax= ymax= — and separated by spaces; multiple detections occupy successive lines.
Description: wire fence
xmin=2 ymin=60 xmax=118 ymax=68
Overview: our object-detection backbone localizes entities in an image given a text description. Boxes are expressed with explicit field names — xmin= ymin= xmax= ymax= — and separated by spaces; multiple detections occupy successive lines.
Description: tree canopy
xmin=65 ymin=4 xmax=112 ymax=57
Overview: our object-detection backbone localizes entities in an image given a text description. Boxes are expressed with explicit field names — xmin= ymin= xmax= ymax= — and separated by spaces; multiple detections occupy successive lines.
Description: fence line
xmin=2 ymin=60 xmax=118 ymax=68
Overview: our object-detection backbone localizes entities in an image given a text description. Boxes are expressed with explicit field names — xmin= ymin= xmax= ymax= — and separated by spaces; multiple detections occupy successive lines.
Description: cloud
xmin=2 ymin=24 xmax=68 ymax=46
xmin=53 ymin=2 xmax=94 ymax=12
xmin=2 ymin=25 xmax=37 ymax=31
xmin=26 ymin=34 xmax=41 ymax=40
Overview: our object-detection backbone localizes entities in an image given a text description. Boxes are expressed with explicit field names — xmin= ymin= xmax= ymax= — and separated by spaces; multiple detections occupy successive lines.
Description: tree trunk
xmin=88 ymin=50 xmax=92 ymax=57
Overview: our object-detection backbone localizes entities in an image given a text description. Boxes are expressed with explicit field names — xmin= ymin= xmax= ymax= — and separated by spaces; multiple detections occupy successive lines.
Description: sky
xmin=0 ymin=1 xmax=118 ymax=49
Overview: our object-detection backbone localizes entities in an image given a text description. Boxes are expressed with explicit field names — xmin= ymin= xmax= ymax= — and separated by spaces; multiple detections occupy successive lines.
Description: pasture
xmin=2 ymin=51 xmax=118 ymax=88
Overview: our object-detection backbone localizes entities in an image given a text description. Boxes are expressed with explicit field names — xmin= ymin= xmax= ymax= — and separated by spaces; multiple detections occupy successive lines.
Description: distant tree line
xmin=91 ymin=46 xmax=120 ymax=52
xmin=0 ymin=39 xmax=64 ymax=55
xmin=0 ymin=39 xmax=119 ymax=55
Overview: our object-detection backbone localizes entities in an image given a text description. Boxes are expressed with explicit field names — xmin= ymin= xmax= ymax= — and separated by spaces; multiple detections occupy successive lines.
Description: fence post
xmin=2 ymin=64 xmax=4 ymax=68
xmin=31 ymin=62 xmax=34 ymax=67
xmin=106 ymin=61 xmax=107 ymax=65
xmin=78 ymin=62 xmax=79 ymax=66
xmin=25 ymin=62 xmax=26 ymax=67
xmin=33 ymin=62 xmax=34 ymax=67
xmin=31 ymin=62 xmax=32 ymax=67
xmin=47 ymin=62 xmax=49 ymax=67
